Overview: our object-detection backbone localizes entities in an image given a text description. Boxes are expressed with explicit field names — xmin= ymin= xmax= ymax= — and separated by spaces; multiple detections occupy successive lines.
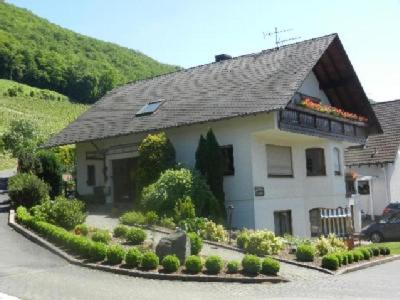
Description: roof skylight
xmin=135 ymin=100 xmax=163 ymax=116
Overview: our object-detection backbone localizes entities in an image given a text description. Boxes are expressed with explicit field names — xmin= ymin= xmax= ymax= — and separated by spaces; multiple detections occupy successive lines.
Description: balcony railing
xmin=278 ymin=106 xmax=368 ymax=143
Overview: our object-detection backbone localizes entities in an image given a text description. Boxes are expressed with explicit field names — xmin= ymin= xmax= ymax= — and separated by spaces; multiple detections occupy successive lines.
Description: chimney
xmin=215 ymin=54 xmax=232 ymax=62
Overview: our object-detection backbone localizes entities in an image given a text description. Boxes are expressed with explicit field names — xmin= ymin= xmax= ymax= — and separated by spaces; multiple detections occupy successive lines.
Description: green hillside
xmin=0 ymin=79 xmax=88 ymax=170
xmin=0 ymin=2 xmax=179 ymax=103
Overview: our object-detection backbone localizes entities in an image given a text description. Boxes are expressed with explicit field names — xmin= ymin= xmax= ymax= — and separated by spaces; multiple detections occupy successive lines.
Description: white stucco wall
xmin=298 ymin=71 xmax=331 ymax=105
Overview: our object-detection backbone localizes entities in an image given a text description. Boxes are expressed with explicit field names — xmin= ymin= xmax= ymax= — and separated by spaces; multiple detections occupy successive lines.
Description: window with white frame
xmin=333 ymin=147 xmax=341 ymax=175
xmin=266 ymin=144 xmax=293 ymax=177
xmin=305 ymin=148 xmax=326 ymax=176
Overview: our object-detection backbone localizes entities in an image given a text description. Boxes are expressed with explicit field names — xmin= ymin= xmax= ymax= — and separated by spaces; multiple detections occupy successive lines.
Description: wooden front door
xmin=112 ymin=157 xmax=138 ymax=204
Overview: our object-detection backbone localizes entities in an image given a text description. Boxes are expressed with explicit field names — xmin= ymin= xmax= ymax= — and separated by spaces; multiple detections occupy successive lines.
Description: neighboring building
xmin=45 ymin=34 xmax=381 ymax=237
xmin=345 ymin=99 xmax=400 ymax=220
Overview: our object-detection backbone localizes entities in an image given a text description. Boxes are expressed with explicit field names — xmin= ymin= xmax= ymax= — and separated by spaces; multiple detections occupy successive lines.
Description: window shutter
xmin=266 ymin=145 xmax=293 ymax=177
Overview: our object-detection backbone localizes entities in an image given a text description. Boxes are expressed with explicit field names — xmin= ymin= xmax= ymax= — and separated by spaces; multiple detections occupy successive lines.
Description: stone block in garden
xmin=156 ymin=231 xmax=190 ymax=264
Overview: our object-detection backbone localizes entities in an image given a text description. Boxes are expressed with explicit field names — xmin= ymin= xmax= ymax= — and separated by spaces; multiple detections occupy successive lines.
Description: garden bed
xmin=9 ymin=209 xmax=287 ymax=284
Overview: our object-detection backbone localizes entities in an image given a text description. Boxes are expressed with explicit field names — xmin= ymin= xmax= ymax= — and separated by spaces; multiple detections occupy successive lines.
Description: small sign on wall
xmin=254 ymin=186 xmax=264 ymax=197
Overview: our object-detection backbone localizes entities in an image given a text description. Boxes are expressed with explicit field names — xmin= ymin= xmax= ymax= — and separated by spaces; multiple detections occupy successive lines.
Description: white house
xmin=45 ymin=34 xmax=381 ymax=237
xmin=345 ymin=99 xmax=400 ymax=221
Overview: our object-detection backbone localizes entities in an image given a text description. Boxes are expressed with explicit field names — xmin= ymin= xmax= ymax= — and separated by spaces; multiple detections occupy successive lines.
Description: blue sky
xmin=7 ymin=0 xmax=400 ymax=102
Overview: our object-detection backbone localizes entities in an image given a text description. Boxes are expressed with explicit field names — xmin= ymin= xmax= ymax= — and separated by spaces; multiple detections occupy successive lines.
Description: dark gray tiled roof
xmin=345 ymin=99 xmax=400 ymax=166
xmin=45 ymin=34 xmax=337 ymax=147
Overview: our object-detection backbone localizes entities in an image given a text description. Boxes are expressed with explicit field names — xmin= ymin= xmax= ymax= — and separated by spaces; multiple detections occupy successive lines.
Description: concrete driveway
xmin=1 ymin=170 xmax=400 ymax=299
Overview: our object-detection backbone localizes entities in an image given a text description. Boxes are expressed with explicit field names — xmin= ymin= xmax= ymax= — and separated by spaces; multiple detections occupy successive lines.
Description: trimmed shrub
xmin=74 ymin=224 xmax=89 ymax=236
xmin=188 ymin=232 xmax=203 ymax=255
xmin=245 ymin=230 xmax=284 ymax=256
xmin=371 ymin=247 xmax=380 ymax=256
xmin=360 ymin=248 xmax=371 ymax=260
xmin=141 ymin=251 xmax=159 ymax=270
xmin=321 ymin=254 xmax=339 ymax=270
xmin=8 ymin=173 xmax=49 ymax=208
xmin=113 ymin=225 xmax=129 ymax=238
xmin=144 ymin=211 xmax=158 ymax=226
xmin=159 ymin=217 xmax=176 ymax=229
xmin=125 ymin=248 xmax=142 ymax=268
xmin=34 ymin=150 xmax=64 ymax=198
xmin=89 ymin=242 xmax=107 ymax=262
xmin=352 ymin=250 xmax=363 ymax=262
xmin=226 ymin=260 xmax=240 ymax=273
xmin=236 ymin=231 xmax=250 ymax=249
xmin=346 ymin=251 xmax=354 ymax=264
xmin=296 ymin=244 xmax=316 ymax=262
xmin=126 ymin=228 xmax=146 ymax=245
xmin=261 ymin=257 xmax=280 ymax=275
xmin=119 ymin=211 xmax=145 ymax=226
xmin=205 ymin=255 xmax=223 ymax=275
xmin=91 ymin=230 xmax=111 ymax=244
xmin=242 ymin=254 xmax=261 ymax=275
xmin=106 ymin=245 xmax=126 ymax=265
xmin=161 ymin=255 xmax=180 ymax=273
xmin=379 ymin=246 xmax=386 ymax=255
xmin=385 ymin=247 xmax=391 ymax=255
xmin=185 ymin=255 xmax=203 ymax=274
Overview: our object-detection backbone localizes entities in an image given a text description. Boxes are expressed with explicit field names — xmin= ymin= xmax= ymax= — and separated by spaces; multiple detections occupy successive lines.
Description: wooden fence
xmin=309 ymin=207 xmax=354 ymax=238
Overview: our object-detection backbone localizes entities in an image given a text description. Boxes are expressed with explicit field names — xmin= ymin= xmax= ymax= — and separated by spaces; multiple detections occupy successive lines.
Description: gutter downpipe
xmin=383 ymin=164 xmax=391 ymax=204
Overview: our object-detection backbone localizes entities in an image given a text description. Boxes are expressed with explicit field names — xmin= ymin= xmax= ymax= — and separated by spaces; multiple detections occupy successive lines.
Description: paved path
xmin=1 ymin=178 xmax=400 ymax=298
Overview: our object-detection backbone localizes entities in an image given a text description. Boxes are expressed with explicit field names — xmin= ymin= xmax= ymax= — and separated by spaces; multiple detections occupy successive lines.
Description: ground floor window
xmin=87 ymin=165 xmax=95 ymax=186
xmin=274 ymin=210 xmax=293 ymax=236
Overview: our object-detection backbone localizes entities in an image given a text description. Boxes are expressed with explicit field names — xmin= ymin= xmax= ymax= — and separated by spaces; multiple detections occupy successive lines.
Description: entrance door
xmin=112 ymin=157 xmax=138 ymax=204
xmin=274 ymin=210 xmax=293 ymax=236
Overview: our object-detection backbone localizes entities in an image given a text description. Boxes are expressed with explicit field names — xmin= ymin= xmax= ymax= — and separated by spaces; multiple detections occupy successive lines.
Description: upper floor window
xmin=333 ymin=147 xmax=341 ymax=176
xmin=220 ymin=145 xmax=234 ymax=176
xmin=87 ymin=165 xmax=96 ymax=186
xmin=266 ymin=144 xmax=293 ymax=177
xmin=306 ymin=148 xmax=326 ymax=176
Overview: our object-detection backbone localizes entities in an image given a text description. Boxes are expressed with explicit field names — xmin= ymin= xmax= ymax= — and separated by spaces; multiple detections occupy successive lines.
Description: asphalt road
xmin=1 ymin=170 xmax=400 ymax=299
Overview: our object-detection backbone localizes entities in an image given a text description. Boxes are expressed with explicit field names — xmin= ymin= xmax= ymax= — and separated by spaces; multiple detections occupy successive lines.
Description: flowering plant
xmin=298 ymin=98 xmax=368 ymax=122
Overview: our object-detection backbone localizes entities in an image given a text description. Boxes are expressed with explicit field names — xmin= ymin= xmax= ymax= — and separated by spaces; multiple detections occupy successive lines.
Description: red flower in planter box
xmin=298 ymin=98 xmax=368 ymax=122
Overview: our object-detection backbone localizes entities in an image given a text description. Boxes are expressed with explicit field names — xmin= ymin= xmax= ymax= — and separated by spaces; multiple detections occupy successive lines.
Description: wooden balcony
xmin=278 ymin=106 xmax=368 ymax=143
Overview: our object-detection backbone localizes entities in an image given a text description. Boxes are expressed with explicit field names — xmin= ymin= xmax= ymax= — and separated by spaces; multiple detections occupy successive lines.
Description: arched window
xmin=333 ymin=147 xmax=341 ymax=176
xmin=305 ymin=148 xmax=326 ymax=176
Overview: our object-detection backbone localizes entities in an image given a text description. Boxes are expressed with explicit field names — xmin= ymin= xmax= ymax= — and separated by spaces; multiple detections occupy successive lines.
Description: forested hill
xmin=0 ymin=2 xmax=179 ymax=103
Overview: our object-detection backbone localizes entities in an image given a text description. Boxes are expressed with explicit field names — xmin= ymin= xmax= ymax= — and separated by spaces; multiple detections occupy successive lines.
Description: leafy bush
xmin=74 ymin=224 xmax=89 ymax=236
xmin=261 ymin=257 xmax=280 ymax=275
xmin=379 ymin=246 xmax=386 ymax=255
xmin=136 ymin=132 xmax=176 ymax=192
xmin=144 ymin=211 xmax=159 ymax=226
xmin=236 ymin=230 xmax=250 ymax=249
xmin=43 ymin=196 xmax=86 ymax=230
xmin=296 ymin=244 xmax=316 ymax=262
xmin=106 ymin=245 xmax=126 ymax=265
xmin=119 ymin=211 xmax=145 ymax=226
xmin=385 ymin=247 xmax=391 ymax=255
xmin=321 ymin=254 xmax=339 ymax=270
xmin=352 ymin=250 xmax=363 ymax=262
xmin=245 ymin=231 xmax=284 ymax=256
xmin=8 ymin=173 xmax=49 ymax=208
xmin=346 ymin=251 xmax=354 ymax=264
xmin=185 ymin=255 xmax=203 ymax=274
xmin=199 ymin=221 xmax=227 ymax=242
xmin=159 ymin=216 xmax=176 ymax=229
xmin=113 ymin=225 xmax=129 ymax=238
xmin=178 ymin=217 xmax=208 ymax=233
xmin=226 ymin=260 xmax=240 ymax=273
xmin=141 ymin=251 xmax=159 ymax=270
xmin=34 ymin=150 xmax=64 ymax=198
xmin=188 ymin=232 xmax=203 ymax=255
xmin=125 ymin=248 xmax=142 ymax=268
xmin=370 ymin=247 xmax=380 ymax=256
xmin=174 ymin=196 xmax=196 ymax=222
xmin=141 ymin=168 xmax=221 ymax=220
xmin=126 ymin=228 xmax=146 ymax=245
xmin=314 ymin=234 xmax=347 ymax=256
xmin=88 ymin=242 xmax=107 ymax=262
xmin=91 ymin=230 xmax=112 ymax=244
xmin=360 ymin=248 xmax=371 ymax=260
xmin=161 ymin=255 xmax=180 ymax=273
xmin=205 ymin=255 xmax=223 ymax=275
xmin=242 ymin=255 xmax=261 ymax=275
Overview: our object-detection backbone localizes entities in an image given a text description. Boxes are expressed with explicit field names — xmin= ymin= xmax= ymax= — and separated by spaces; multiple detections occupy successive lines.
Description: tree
xmin=195 ymin=129 xmax=225 ymax=216
xmin=136 ymin=132 xmax=176 ymax=192
xmin=35 ymin=150 xmax=64 ymax=198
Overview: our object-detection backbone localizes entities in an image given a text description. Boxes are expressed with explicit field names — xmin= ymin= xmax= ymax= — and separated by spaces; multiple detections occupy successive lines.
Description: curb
xmin=8 ymin=211 xmax=287 ymax=284
xmin=335 ymin=254 xmax=400 ymax=275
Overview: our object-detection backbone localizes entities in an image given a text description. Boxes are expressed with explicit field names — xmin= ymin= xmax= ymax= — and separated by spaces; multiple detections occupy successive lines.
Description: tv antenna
xmin=263 ymin=27 xmax=301 ymax=48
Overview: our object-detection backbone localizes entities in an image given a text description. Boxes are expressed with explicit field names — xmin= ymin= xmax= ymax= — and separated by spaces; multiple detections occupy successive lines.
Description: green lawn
xmin=0 ymin=79 xmax=88 ymax=170
xmin=371 ymin=242 xmax=400 ymax=254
